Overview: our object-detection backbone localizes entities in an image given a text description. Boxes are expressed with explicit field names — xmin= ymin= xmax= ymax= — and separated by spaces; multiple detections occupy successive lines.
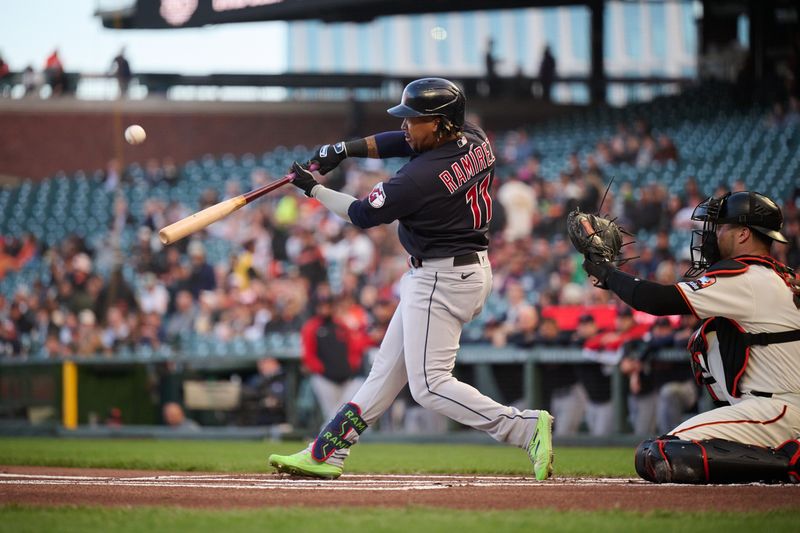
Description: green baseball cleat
xmin=269 ymin=450 xmax=343 ymax=480
xmin=527 ymin=410 xmax=554 ymax=480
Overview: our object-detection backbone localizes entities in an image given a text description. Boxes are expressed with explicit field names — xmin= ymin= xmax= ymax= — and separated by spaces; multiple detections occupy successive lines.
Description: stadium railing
xmin=0 ymin=345 xmax=693 ymax=436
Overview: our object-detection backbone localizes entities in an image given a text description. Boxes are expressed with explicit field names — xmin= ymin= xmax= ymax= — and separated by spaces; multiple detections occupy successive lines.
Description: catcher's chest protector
xmin=687 ymin=257 xmax=800 ymax=404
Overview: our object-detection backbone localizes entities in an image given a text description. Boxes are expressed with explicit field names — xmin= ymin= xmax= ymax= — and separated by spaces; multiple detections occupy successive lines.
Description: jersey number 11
xmin=466 ymin=175 xmax=493 ymax=229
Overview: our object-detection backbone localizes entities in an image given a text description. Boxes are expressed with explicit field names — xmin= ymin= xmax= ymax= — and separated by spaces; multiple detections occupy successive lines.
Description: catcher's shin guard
xmin=636 ymin=437 xmax=800 ymax=484
xmin=311 ymin=402 xmax=368 ymax=462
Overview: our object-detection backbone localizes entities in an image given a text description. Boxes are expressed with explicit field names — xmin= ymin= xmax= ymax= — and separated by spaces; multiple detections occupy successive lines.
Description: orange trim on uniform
xmin=693 ymin=440 xmax=710 ymax=482
xmin=674 ymin=284 xmax=700 ymax=319
xmin=670 ymin=405 xmax=788 ymax=436
xmin=705 ymin=267 xmax=749 ymax=276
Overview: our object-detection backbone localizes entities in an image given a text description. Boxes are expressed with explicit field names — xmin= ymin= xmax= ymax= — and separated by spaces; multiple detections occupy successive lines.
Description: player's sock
xmin=310 ymin=402 xmax=368 ymax=466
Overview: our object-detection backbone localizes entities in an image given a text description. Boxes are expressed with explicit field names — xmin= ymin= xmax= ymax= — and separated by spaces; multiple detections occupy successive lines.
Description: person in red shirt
xmin=44 ymin=49 xmax=65 ymax=96
xmin=301 ymin=294 xmax=365 ymax=423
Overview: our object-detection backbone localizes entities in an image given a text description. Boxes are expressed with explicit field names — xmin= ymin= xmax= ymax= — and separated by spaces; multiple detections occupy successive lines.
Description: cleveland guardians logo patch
xmin=368 ymin=183 xmax=386 ymax=208
xmin=686 ymin=275 xmax=717 ymax=291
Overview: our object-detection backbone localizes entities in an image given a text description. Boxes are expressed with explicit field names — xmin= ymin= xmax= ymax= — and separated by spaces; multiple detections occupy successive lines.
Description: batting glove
xmin=290 ymin=162 xmax=320 ymax=197
xmin=310 ymin=142 xmax=347 ymax=175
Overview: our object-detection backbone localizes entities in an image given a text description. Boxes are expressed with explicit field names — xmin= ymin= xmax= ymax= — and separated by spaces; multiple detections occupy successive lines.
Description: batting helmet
xmin=387 ymin=78 xmax=465 ymax=128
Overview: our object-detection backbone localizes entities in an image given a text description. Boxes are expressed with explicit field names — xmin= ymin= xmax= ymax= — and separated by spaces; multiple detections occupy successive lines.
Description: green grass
xmin=3 ymin=438 xmax=797 ymax=532
xmin=0 ymin=437 xmax=635 ymax=477
xmin=1 ymin=506 xmax=799 ymax=533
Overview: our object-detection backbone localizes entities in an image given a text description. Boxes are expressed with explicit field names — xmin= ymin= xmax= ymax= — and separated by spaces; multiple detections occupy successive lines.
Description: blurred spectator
xmin=21 ymin=65 xmax=37 ymax=97
xmin=162 ymin=157 xmax=181 ymax=187
xmin=0 ymin=319 xmax=21 ymax=357
xmin=134 ymin=312 xmax=163 ymax=350
xmin=765 ymin=101 xmax=788 ymax=128
xmin=233 ymin=239 xmax=260 ymax=289
xmin=103 ymin=158 xmax=123 ymax=191
xmin=538 ymin=44 xmax=556 ymax=102
xmin=43 ymin=48 xmax=65 ymax=96
xmin=186 ymin=241 xmax=216 ymax=298
xmin=109 ymin=47 xmax=132 ymax=98
xmin=137 ymin=272 xmax=169 ymax=315
xmin=105 ymin=407 xmax=123 ymax=427
xmin=326 ymin=225 xmax=375 ymax=281
xmin=164 ymin=290 xmax=196 ymax=346
xmin=75 ymin=309 xmax=103 ymax=356
xmin=0 ymin=235 xmax=38 ymax=280
xmin=263 ymin=295 xmax=304 ymax=335
xmin=484 ymin=38 xmax=500 ymax=97
xmin=653 ymin=135 xmax=679 ymax=163
xmin=133 ymin=227 xmax=156 ymax=265
xmin=497 ymin=172 xmax=536 ymax=241
xmin=300 ymin=294 xmax=365 ymax=422
xmin=290 ymin=229 xmax=328 ymax=293
xmin=101 ymin=306 xmax=131 ymax=354
xmin=239 ymin=357 xmax=286 ymax=425
xmin=0 ymin=54 xmax=11 ymax=97
xmin=95 ymin=267 xmax=138 ymax=323
xmin=162 ymin=402 xmax=200 ymax=430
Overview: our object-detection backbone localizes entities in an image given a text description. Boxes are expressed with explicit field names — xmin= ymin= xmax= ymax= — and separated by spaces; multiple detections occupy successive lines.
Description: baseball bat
xmin=158 ymin=163 xmax=318 ymax=245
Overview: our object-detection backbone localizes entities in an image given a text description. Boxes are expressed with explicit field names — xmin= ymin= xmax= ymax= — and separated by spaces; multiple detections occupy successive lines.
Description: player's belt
xmin=409 ymin=252 xmax=481 ymax=269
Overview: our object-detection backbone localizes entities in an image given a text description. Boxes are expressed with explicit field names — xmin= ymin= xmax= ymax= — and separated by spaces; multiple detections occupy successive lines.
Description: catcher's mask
xmin=686 ymin=191 xmax=788 ymax=277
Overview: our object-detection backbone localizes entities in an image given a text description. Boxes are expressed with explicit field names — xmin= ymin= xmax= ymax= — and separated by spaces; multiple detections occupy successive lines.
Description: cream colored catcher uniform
xmin=674 ymin=256 xmax=800 ymax=447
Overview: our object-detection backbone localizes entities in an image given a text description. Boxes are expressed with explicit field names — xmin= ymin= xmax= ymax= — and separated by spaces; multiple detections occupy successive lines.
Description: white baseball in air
xmin=124 ymin=124 xmax=146 ymax=145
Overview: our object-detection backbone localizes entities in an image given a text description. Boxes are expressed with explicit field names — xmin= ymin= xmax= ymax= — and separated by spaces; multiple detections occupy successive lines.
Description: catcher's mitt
xmin=567 ymin=210 xmax=623 ymax=263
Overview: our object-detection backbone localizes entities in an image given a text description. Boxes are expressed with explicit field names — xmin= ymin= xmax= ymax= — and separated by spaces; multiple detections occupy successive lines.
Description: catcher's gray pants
xmin=350 ymin=251 xmax=541 ymax=447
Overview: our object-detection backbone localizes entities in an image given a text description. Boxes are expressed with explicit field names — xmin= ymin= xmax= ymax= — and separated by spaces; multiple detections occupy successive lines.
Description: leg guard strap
xmin=312 ymin=402 xmax=368 ymax=462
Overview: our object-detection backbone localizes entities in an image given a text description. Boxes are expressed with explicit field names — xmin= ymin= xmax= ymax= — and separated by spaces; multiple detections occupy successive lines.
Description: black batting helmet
xmin=387 ymin=78 xmax=465 ymax=129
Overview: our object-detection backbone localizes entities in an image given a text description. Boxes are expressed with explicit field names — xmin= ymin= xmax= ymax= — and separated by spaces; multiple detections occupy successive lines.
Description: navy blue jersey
xmin=348 ymin=122 xmax=496 ymax=259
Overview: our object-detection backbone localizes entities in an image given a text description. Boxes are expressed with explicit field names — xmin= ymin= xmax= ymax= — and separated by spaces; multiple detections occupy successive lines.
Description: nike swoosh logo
xmin=461 ymin=272 xmax=475 ymax=280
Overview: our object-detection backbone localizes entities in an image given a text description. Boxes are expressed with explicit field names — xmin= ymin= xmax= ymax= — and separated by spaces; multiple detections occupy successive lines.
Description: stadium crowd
xmin=1 ymin=119 xmax=799 ymax=434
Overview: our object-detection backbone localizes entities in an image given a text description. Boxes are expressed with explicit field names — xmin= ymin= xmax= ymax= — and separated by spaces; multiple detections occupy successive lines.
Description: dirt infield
xmin=1 ymin=466 xmax=798 ymax=511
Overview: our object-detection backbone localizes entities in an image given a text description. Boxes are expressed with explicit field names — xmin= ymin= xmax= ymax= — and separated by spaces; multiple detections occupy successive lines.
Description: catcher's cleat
xmin=269 ymin=450 xmax=343 ymax=480
xmin=527 ymin=410 xmax=554 ymax=480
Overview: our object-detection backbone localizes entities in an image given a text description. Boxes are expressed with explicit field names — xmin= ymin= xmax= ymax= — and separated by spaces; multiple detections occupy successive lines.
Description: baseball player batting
xmin=269 ymin=78 xmax=554 ymax=480
xmin=577 ymin=191 xmax=800 ymax=483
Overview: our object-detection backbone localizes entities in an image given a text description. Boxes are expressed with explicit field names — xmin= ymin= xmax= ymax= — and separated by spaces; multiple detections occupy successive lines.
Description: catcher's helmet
xmin=686 ymin=191 xmax=788 ymax=277
xmin=387 ymin=78 xmax=465 ymax=128
xmin=692 ymin=191 xmax=788 ymax=243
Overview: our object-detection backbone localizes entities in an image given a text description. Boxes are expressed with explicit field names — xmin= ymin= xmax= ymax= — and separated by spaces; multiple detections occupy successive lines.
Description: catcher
xmin=568 ymin=191 xmax=800 ymax=484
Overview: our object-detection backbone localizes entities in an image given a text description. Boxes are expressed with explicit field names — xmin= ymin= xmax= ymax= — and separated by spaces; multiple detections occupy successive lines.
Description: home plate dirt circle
xmin=1 ymin=466 xmax=798 ymax=511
